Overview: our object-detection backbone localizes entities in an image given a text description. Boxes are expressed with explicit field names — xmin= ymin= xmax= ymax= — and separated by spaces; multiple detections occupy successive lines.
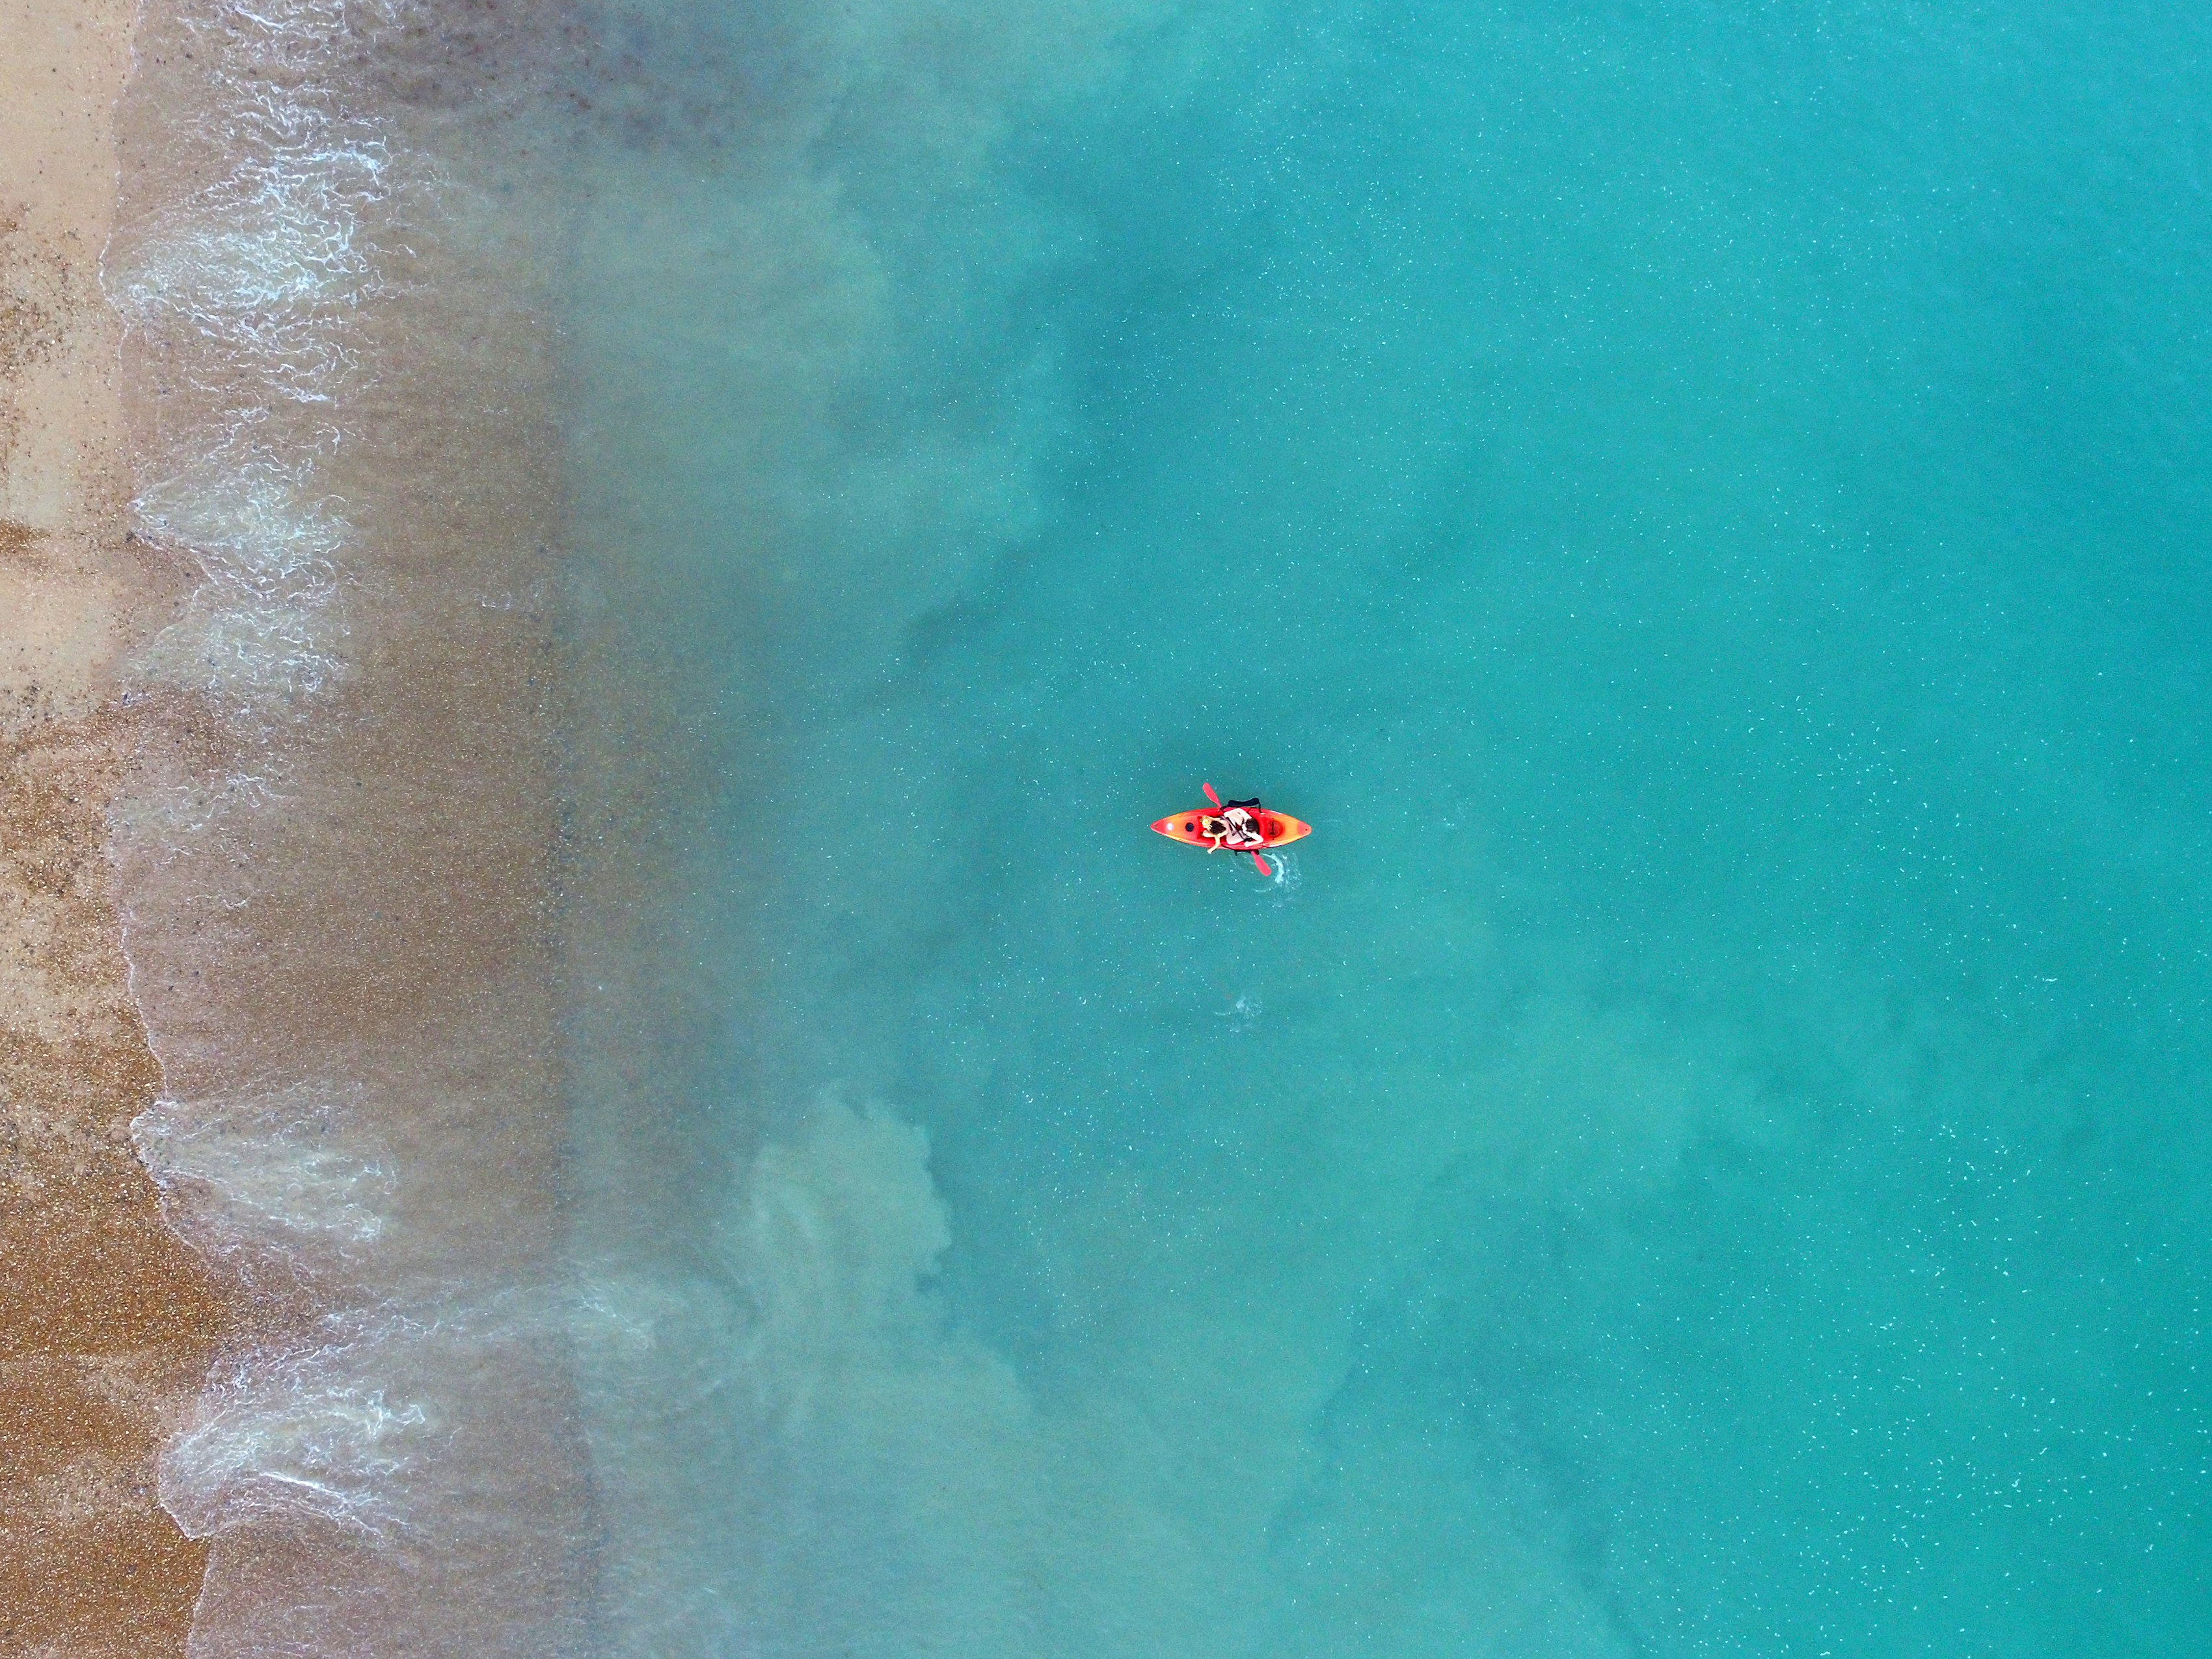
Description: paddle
xmin=1251 ymin=852 xmax=1273 ymax=877
xmin=1202 ymin=781 xmax=1222 ymax=808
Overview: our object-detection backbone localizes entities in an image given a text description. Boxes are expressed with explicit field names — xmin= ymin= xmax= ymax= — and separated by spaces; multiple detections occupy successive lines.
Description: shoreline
xmin=0 ymin=0 xmax=228 ymax=1653
xmin=100 ymin=4 xmax=599 ymax=1650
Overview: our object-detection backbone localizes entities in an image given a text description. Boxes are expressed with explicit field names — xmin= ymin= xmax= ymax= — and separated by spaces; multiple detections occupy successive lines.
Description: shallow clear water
xmin=119 ymin=0 xmax=2212 ymax=1651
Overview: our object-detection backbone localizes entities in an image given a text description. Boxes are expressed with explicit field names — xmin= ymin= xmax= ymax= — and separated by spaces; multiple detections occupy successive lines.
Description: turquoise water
xmin=556 ymin=0 xmax=2212 ymax=1651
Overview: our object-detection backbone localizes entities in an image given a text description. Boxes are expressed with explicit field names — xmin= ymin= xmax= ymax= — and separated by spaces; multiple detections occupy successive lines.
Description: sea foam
xmin=105 ymin=1 xmax=399 ymax=723
xmin=110 ymin=2 xmax=593 ymax=1652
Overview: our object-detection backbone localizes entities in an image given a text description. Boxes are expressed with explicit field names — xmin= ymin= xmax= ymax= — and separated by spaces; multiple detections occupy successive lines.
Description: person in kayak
xmin=1203 ymin=798 xmax=1268 ymax=851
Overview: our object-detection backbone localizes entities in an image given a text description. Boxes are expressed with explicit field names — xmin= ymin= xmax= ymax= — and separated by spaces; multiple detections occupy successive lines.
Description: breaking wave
xmin=107 ymin=1 xmax=592 ymax=1653
xmin=105 ymin=0 xmax=407 ymax=724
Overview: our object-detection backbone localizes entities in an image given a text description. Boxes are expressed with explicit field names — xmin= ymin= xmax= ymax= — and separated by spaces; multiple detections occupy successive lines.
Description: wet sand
xmin=1 ymin=0 xmax=228 ymax=1653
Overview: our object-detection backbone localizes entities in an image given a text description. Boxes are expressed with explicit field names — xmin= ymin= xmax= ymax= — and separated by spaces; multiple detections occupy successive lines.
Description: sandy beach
xmin=1 ymin=1 xmax=226 ymax=1652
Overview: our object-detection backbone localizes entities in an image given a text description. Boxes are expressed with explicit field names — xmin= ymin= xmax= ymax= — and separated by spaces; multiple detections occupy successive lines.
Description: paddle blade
xmin=1251 ymin=852 xmax=1272 ymax=877
xmin=1203 ymin=781 xmax=1222 ymax=808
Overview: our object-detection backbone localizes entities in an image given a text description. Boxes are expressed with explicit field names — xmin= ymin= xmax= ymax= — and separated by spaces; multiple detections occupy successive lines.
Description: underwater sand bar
xmin=0 ymin=0 xmax=228 ymax=1654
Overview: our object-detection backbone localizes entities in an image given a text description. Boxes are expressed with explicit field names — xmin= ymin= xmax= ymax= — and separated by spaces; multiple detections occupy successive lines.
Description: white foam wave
xmin=129 ymin=429 xmax=351 ymax=709
xmin=105 ymin=7 xmax=602 ymax=1653
xmin=133 ymin=1083 xmax=393 ymax=1260
xmin=109 ymin=137 xmax=388 ymax=401
xmin=161 ymin=1323 xmax=438 ymax=1539
xmin=105 ymin=0 xmax=422 ymax=720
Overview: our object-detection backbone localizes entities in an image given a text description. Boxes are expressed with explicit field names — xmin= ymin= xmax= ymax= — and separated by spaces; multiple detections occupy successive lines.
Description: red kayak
xmin=1151 ymin=784 xmax=1310 ymax=875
